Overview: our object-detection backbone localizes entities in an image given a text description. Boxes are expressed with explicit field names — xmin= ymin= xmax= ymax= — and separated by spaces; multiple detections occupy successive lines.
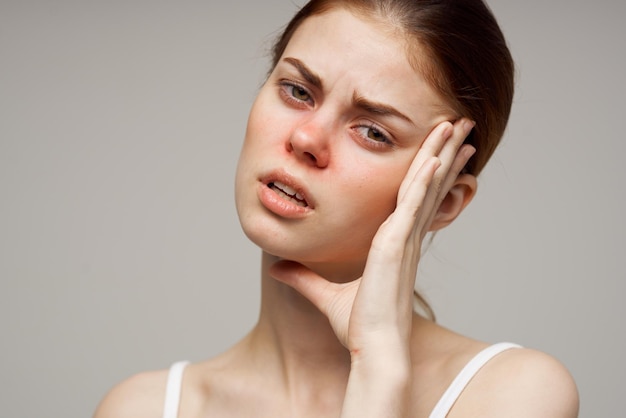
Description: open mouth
xmin=268 ymin=181 xmax=308 ymax=207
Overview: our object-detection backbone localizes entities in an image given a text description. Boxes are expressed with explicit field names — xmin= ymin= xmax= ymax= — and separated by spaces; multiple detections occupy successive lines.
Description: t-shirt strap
xmin=428 ymin=342 xmax=522 ymax=418
xmin=162 ymin=361 xmax=190 ymax=418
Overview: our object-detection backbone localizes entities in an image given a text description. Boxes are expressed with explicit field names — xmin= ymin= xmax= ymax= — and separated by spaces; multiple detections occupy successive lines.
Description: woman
xmin=95 ymin=0 xmax=579 ymax=416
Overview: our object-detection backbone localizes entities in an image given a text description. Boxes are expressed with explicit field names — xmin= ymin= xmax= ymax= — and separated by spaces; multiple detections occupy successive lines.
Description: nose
xmin=287 ymin=117 xmax=330 ymax=168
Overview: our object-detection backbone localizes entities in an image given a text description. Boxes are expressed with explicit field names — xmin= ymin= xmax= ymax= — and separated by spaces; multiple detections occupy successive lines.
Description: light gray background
xmin=1 ymin=1 xmax=623 ymax=416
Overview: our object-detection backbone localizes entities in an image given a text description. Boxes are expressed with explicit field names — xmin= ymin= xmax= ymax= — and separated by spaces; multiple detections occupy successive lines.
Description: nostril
xmin=304 ymin=152 xmax=316 ymax=163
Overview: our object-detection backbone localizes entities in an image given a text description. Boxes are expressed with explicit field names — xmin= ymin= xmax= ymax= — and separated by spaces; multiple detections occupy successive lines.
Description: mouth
xmin=267 ymin=181 xmax=309 ymax=208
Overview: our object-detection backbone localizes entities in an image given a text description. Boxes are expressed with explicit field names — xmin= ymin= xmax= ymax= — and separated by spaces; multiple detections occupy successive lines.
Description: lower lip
xmin=258 ymin=183 xmax=311 ymax=219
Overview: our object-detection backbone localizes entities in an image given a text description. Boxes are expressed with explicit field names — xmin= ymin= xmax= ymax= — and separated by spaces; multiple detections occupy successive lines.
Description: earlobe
xmin=429 ymin=174 xmax=477 ymax=231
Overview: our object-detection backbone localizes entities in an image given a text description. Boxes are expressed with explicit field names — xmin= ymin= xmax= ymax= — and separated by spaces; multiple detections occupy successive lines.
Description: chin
xmin=241 ymin=217 xmax=367 ymax=275
xmin=239 ymin=217 xmax=313 ymax=261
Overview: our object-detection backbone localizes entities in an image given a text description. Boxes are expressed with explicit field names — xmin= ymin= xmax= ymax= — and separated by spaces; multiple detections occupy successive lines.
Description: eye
xmin=354 ymin=124 xmax=393 ymax=147
xmin=278 ymin=81 xmax=313 ymax=106
xmin=290 ymin=85 xmax=311 ymax=102
xmin=365 ymin=126 xmax=387 ymax=142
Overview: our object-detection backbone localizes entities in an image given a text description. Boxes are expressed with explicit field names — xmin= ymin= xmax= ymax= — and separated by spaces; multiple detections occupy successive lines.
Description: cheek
xmin=334 ymin=158 xmax=410 ymax=231
xmin=243 ymin=99 xmax=272 ymax=148
xmin=246 ymin=87 xmax=293 ymax=139
xmin=237 ymin=96 xmax=283 ymax=177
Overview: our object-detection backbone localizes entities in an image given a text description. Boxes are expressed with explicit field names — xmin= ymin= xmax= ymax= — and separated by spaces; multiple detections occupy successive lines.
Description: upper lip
xmin=260 ymin=169 xmax=315 ymax=209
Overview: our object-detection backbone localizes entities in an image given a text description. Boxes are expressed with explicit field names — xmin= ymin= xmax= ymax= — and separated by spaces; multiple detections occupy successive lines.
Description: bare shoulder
xmin=451 ymin=347 xmax=579 ymax=418
xmin=92 ymin=368 xmax=169 ymax=418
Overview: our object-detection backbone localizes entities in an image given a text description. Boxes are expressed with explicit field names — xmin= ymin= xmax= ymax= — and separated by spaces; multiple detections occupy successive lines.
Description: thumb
xmin=269 ymin=260 xmax=337 ymax=315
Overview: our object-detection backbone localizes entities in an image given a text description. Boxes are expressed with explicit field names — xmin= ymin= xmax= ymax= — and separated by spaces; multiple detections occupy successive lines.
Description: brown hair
xmin=270 ymin=0 xmax=514 ymax=320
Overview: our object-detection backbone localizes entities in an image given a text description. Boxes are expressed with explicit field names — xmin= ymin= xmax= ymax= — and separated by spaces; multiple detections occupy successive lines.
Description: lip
xmin=258 ymin=170 xmax=315 ymax=218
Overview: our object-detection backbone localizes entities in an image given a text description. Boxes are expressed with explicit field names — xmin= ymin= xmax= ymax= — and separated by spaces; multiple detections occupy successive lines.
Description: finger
xmin=371 ymin=156 xmax=441 ymax=257
xmin=388 ymin=120 xmax=472 ymax=256
xmin=422 ymin=146 xmax=477 ymax=239
xmin=439 ymin=144 xmax=476 ymax=202
xmin=361 ymin=157 xmax=441 ymax=305
xmin=397 ymin=121 xmax=452 ymax=202
xmin=434 ymin=119 xmax=474 ymax=178
xmin=413 ymin=119 xmax=475 ymax=233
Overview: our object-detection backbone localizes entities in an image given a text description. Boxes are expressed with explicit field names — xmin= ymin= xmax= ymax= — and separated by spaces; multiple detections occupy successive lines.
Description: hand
xmin=269 ymin=119 xmax=476 ymax=353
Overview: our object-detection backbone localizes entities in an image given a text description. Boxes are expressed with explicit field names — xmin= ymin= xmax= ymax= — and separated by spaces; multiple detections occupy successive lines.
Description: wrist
xmin=349 ymin=331 xmax=411 ymax=371
xmin=342 ymin=357 xmax=412 ymax=418
xmin=349 ymin=342 xmax=412 ymax=388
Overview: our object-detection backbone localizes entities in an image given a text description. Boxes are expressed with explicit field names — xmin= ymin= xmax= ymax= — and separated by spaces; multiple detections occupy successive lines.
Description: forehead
xmin=284 ymin=9 xmax=415 ymax=85
xmin=280 ymin=8 xmax=451 ymax=125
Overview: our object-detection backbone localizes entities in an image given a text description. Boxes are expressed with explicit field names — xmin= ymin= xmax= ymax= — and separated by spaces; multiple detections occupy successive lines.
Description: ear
xmin=428 ymin=174 xmax=477 ymax=231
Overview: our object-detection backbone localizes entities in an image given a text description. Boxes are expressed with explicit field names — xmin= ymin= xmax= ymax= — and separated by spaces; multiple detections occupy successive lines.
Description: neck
xmin=246 ymin=252 xmax=351 ymax=400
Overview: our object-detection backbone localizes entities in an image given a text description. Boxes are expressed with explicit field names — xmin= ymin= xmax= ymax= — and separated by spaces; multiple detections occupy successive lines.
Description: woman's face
xmin=235 ymin=8 xmax=452 ymax=277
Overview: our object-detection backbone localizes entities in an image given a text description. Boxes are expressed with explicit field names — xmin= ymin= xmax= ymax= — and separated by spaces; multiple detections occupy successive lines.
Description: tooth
xmin=295 ymin=192 xmax=304 ymax=200
xmin=275 ymin=181 xmax=297 ymax=196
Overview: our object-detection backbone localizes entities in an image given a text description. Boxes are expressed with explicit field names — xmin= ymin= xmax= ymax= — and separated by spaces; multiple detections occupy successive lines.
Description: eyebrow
xmin=283 ymin=57 xmax=323 ymax=91
xmin=352 ymin=92 xmax=415 ymax=126
xmin=282 ymin=56 xmax=415 ymax=126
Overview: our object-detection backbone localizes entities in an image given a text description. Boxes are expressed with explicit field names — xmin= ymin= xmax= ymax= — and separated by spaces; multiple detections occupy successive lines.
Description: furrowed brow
xmin=353 ymin=91 xmax=415 ymax=126
xmin=283 ymin=57 xmax=323 ymax=91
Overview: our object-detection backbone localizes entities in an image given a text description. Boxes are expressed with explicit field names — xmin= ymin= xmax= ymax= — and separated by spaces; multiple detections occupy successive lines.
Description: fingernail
xmin=443 ymin=123 xmax=453 ymax=140
xmin=463 ymin=120 xmax=476 ymax=135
